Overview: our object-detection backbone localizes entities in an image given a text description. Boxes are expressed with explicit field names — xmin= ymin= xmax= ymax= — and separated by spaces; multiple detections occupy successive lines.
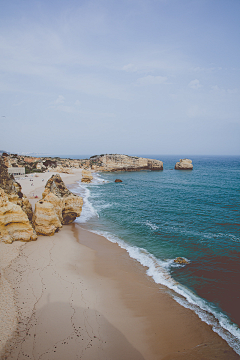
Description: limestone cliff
xmin=175 ymin=159 xmax=193 ymax=170
xmin=1 ymin=153 xmax=164 ymax=173
xmin=0 ymin=189 xmax=37 ymax=243
xmin=81 ymin=170 xmax=93 ymax=183
xmin=89 ymin=154 xmax=163 ymax=171
xmin=33 ymin=175 xmax=83 ymax=235
xmin=0 ymin=158 xmax=33 ymax=221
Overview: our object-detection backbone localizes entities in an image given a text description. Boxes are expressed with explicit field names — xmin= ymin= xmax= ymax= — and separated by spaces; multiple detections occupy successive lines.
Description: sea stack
xmin=33 ymin=174 xmax=83 ymax=236
xmin=175 ymin=159 xmax=193 ymax=170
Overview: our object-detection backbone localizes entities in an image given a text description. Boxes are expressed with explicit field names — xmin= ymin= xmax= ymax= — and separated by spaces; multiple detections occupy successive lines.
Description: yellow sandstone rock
xmin=175 ymin=159 xmax=193 ymax=170
xmin=81 ymin=170 xmax=93 ymax=183
xmin=90 ymin=154 xmax=163 ymax=172
xmin=33 ymin=199 xmax=62 ymax=236
xmin=0 ymin=189 xmax=37 ymax=243
xmin=33 ymin=174 xmax=83 ymax=236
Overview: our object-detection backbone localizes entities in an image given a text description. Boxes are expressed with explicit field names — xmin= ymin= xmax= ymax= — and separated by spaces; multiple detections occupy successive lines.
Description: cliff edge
xmin=89 ymin=154 xmax=163 ymax=171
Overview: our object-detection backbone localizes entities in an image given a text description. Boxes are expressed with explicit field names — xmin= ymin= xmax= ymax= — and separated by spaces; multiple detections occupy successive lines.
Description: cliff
xmin=0 ymin=163 xmax=83 ymax=241
xmin=0 ymin=158 xmax=33 ymax=221
xmin=0 ymin=189 xmax=37 ymax=243
xmin=33 ymin=175 xmax=83 ymax=235
xmin=0 ymin=153 xmax=163 ymax=173
xmin=89 ymin=154 xmax=163 ymax=171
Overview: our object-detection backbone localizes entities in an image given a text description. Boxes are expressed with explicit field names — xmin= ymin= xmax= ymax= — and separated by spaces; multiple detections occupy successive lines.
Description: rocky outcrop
xmin=0 ymin=158 xmax=33 ymax=221
xmin=89 ymin=154 xmax=163 ymax=172
xmin=174 ymin=257 xmax=189 ymax=265
xmin=115 ymin=179 xmax=122 ymax=183
xmin=175 ymin=159 xmax=193 ymax=170
xmin=1 ymin=153 xmax=164 ymax=173
xmin=33 ymin=199 xmax=62 ymax=236
xmin=0 ymin=189 xmax=37 ymax=243
xmin=81 ymin=170 xmax=93 ymax=183
xmin=33 ymin=175 xmax=83 ymax=235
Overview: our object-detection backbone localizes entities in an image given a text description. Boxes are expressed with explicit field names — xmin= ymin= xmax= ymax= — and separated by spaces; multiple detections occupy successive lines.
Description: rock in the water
xmin=81 ymin=170 xmax=93 ymax=183
xmin=89 ymin=154 xmax=163 ymax=171
xmin=115 ymin=179 xmax=122 ymax=183
xmin=0 ymin=189 xmax=37 ymax=243
xmin=33 ymin=174 xmax=83 ymax=235
xmin=175 ymin=159 xmax=193 ymax=170
xmin=174 ymin=257 xmax=189 ymax=264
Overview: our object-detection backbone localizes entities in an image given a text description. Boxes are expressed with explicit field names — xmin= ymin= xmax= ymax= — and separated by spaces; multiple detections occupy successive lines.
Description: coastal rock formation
xmin=174 ymin=257 xmax=189 ymax=265
xmin=33 ymin=199 xmax=62 ymax=236
xmin=33 ymin=175 xmax=83 ymax=235
xmin=89 ymin=154 xmax=163 ymax=172
xmin=175 ymin=159 xmax=193 ymax=170
xmin=1 ymin=153 xmax=164 ymax=173
xmin=0 ymin=158 xmax=33 ymax=221
xmin=81 ymin=170 xmax=93 ymax=183
xmin=115 ymin=179 xmax=122 ymax=183
xmin=0 ymin=189 xmax=37 ymax=243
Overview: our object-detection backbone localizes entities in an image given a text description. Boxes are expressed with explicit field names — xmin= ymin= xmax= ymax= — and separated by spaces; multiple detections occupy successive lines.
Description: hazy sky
xmin=1 ymin=0 xmax=240 ymax=156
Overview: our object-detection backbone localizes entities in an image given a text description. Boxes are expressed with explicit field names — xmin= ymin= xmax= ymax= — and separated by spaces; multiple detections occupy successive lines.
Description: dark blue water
xmin=72 ymin=155 xmax=240 ymax=354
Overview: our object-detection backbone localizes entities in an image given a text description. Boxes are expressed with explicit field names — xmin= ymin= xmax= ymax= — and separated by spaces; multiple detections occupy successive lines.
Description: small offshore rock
xmin=115 ymin=179 xmax=122 ymax=183
xmin=175 ymin=159 xmax=193 ymax=170
xmin=174 ymin=257 xmax=189 ymax=265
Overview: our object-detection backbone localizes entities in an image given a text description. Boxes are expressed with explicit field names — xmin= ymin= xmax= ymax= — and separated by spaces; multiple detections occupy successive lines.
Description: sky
xmin=0 ymin=0 xmax=240 ymax=156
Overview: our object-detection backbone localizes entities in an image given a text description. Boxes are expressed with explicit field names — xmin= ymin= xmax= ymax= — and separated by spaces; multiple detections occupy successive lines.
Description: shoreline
xmin=0 ymin=171 xmax=239 ymax=359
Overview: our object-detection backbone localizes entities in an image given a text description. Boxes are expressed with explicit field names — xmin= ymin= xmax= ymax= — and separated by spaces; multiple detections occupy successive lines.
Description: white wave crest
xmin=145 ymin=220 xmax=159 ymax=230
xmin=85 ymin=228 xmax=240 ymax=355
xmin=73 ymin=183 xmax=98 ymax=223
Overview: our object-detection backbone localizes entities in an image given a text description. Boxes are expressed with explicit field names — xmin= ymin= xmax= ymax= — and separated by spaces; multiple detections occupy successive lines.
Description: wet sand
xmin=0 ymin=170 xmax=239 ymax=359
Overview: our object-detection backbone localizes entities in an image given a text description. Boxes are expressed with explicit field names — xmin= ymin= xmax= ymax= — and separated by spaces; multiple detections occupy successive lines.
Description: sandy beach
xmin=0 ymin=171 xmax=239 ymax=359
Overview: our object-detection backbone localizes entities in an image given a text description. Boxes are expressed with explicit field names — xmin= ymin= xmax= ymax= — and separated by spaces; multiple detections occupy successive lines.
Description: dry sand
xmin=0 ymin=170 xmax=239 ymax=359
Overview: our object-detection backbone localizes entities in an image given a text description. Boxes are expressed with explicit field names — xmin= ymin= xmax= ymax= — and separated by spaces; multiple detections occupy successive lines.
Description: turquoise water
xmin=72 ymin=155 xmax=240 ymax=354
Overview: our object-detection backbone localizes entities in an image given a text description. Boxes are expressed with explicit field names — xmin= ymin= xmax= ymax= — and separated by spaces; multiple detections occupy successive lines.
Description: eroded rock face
xmin=89 ymin=154 xmax=163 ymax=171
xmin=33 ymin=175 xmax=83 ymax=235
xmin=42 ymin=174 xmax=72 ymax=198
xmin=0 ymin=189 xmax=37 ymax=243
xmin=33 ymin=199 xmax=62 ymax=236
xmin=0 ymin=158 xmax=33 ymax=221
xmin=81 ymin=170 xmax=93 ymax=183
xmin=175 ymin=159 xmax=193 ymax=170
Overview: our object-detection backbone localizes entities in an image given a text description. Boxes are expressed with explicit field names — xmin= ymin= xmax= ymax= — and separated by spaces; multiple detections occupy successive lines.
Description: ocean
xmin=69 ymin=155 xmax=240 ymax=355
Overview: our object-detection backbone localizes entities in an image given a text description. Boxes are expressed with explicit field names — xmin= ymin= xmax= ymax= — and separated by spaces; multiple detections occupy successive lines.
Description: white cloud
xmin=192 ymin=66 xmax=222 ymax=73
xmin=13 ymin=101 xmax=24 ymax=106
xmin=188 ymin=79 xmax=201 ymax=89
xmin=122 ymin=63 xmax=136 ymax=72
xmin=137 ymin=75 xmax=168 ymax=85
xmin=187 ymin=105 xmax=200 ymax=118
xmin=55 ymin=95 xmax=65 ymax=104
